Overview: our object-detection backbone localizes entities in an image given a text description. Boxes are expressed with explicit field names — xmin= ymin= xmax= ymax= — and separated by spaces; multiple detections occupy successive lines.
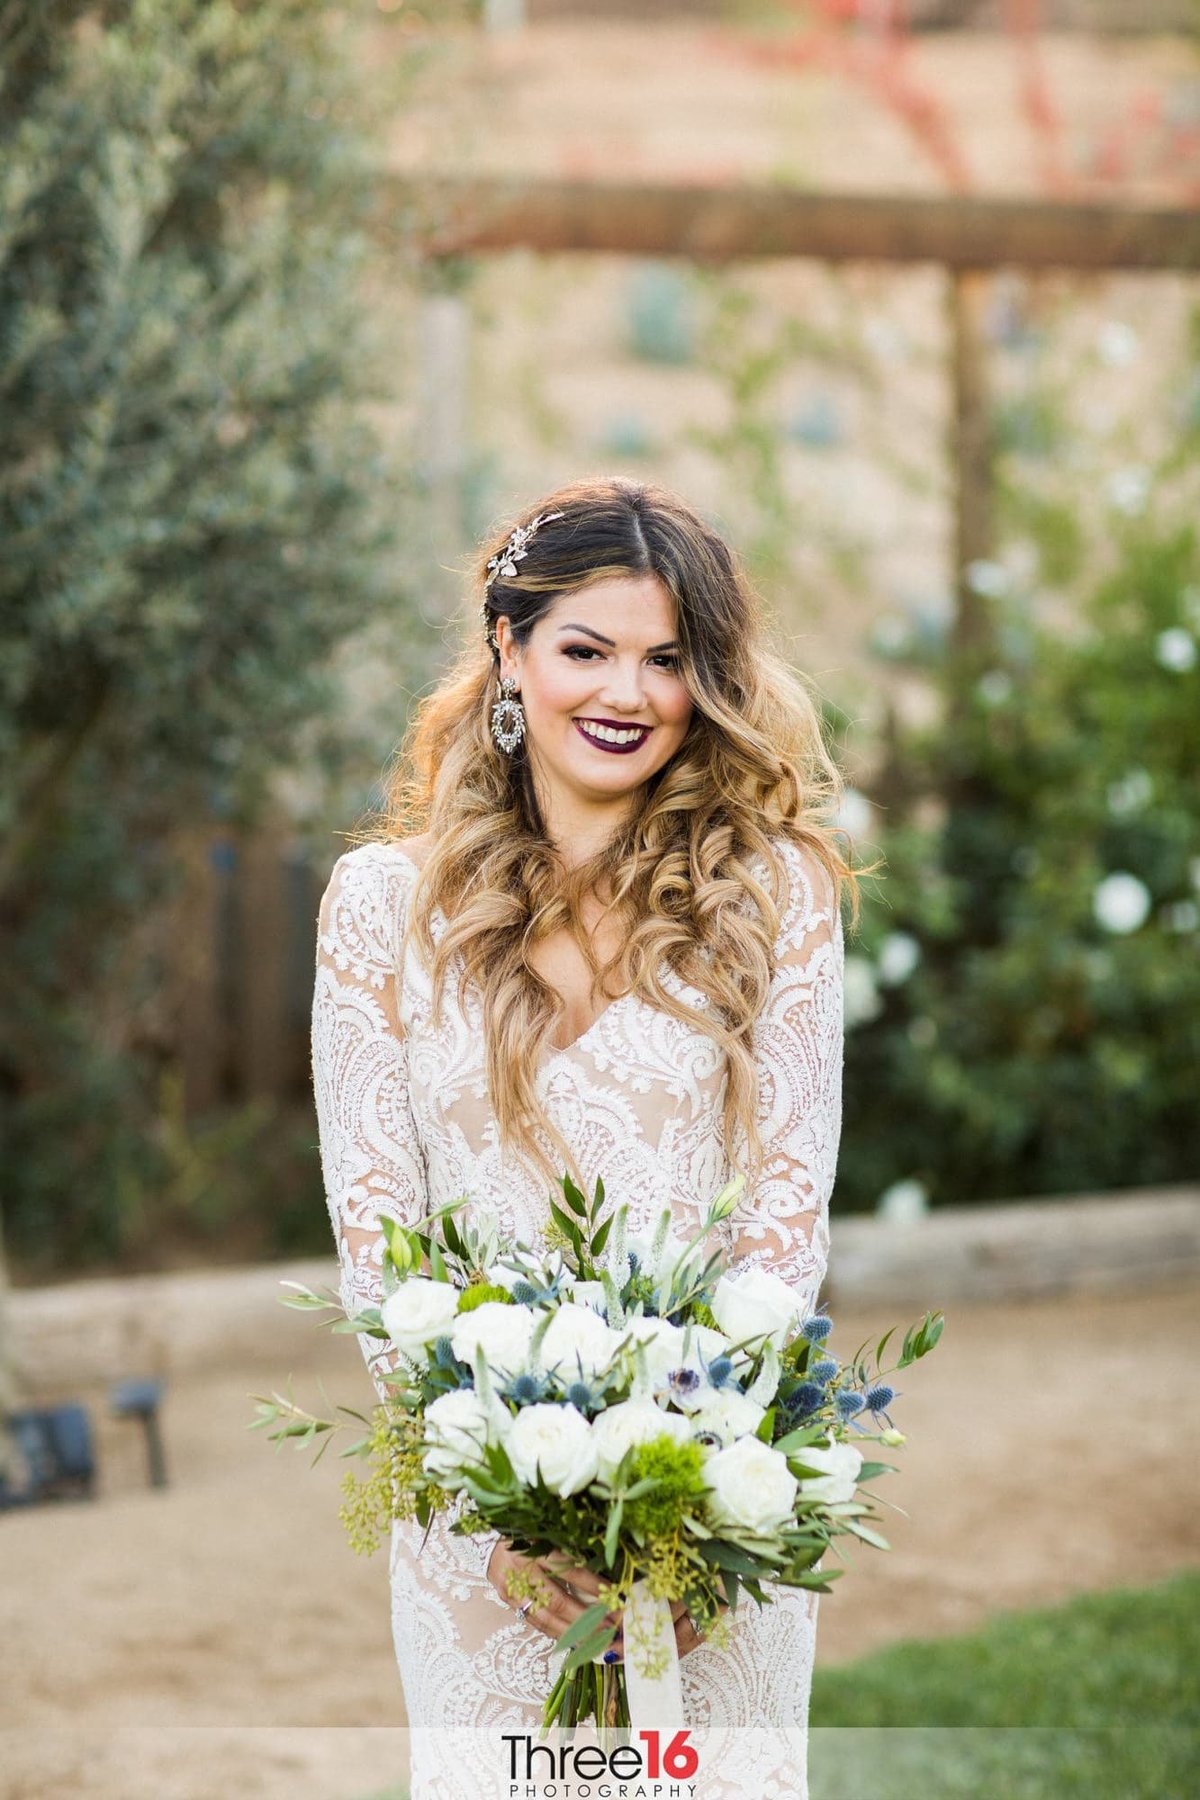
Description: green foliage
xmin=839 ymin=504 xmax=1200 ymax=1211
xmin=0 ymin=2 xmax=406 ymax=1269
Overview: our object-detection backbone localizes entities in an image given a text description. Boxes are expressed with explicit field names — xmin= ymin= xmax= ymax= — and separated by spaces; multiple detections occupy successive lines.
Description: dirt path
xmin=2 ymin=1282 xmax=1197 ymax=1798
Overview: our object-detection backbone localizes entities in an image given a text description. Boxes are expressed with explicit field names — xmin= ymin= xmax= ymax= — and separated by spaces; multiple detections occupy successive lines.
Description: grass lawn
xmin=356 ymin=1570 xmax=1199 ymax=1799
xmin=809 ymin=1568 xmax=1199 ymax=1798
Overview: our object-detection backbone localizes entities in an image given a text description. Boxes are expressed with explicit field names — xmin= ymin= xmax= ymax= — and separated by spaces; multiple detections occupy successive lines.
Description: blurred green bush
xmin=0 ymin=1 xmax=402 ymax=1274
xmin=838 ymin=505 xmax=1200 ymax=1211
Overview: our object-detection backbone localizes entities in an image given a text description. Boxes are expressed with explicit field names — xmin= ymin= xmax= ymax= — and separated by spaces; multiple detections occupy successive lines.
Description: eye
xmin=563 ymin=645 xmax=681 ymax=671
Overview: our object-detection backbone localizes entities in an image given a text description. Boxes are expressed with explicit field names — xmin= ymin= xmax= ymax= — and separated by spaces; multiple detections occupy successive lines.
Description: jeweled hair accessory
xmin=478 ymin=508 xmax=565 ymax=653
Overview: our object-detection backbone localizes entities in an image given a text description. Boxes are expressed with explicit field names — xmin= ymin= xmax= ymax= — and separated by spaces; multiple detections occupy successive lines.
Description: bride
xmin=311 ymin=475 xmax=858 ymax=1797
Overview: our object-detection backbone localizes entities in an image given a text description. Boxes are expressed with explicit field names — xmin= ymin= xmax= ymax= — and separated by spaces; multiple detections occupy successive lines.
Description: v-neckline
xmin=387 ymin=846 xmax=640 ymax=1071
xmin=543 ymin=988 xmax=637 ymax=1065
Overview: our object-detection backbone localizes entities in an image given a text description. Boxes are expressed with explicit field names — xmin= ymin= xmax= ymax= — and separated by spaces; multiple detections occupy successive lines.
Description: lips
xmin=573 ymin=718 xmax=652 ymax=756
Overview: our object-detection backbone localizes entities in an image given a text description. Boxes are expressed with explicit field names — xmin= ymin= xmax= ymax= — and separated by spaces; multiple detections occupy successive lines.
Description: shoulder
xmin=317 ymin=838 xmax=428 ymax=966
xmin=326 ymin=835 xmax=431 ymax=888
xmin=757 ymin=833 xmax=842 ymax=954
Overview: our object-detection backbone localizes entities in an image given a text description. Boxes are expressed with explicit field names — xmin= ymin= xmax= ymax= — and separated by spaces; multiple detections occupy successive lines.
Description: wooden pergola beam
xmin=389 ymin=173 xmax=1200 ymax=272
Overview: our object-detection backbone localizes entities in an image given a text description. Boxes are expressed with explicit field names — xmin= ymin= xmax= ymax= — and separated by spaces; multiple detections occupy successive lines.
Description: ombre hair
xmin=356 ymin=476 xmax=864 ymax=1194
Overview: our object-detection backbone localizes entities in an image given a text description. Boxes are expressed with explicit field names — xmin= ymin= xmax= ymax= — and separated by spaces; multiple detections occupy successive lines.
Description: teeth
xmin=577 ymin=720 xmax=647 ymax=746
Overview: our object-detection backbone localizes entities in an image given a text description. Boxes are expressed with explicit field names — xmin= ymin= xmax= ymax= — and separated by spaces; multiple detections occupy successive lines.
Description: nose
xmin=596 ymin=658 xmax=647 ymax=713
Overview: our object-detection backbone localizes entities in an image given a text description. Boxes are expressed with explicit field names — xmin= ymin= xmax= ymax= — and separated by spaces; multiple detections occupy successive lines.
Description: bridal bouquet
xmin=251 ymin=1173 xmax=943 ymax=1730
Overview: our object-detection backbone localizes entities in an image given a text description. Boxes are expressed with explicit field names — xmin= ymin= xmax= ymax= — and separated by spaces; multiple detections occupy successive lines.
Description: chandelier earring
xmin=490 ymin=674 xmax=526 ymax=754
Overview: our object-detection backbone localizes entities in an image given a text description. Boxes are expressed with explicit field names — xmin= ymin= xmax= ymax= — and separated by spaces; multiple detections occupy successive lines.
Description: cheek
xmin=528 ymin=658 xmax=588 ymax=714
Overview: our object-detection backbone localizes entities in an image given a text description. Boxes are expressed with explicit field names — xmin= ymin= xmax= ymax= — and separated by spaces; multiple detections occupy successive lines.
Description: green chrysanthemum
xmin=456 ymin=1282 xmax=513 ymax=1313
xmin=624 ymin=1435 xmax=707 ymax=1539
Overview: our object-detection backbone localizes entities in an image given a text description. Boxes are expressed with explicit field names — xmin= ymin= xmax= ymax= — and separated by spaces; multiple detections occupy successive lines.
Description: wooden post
xmin=169 ymin=827 xmax=225 ymax=1113
xmin=234 ymin=822 xmax=290 ymax=1101
xmin=947 ymin=269 xmax=996 ymax=700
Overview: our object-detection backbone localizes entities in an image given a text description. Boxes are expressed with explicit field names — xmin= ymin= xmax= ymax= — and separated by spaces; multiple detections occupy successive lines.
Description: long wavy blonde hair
xmin=356 ymin=476 xmax=864 ymax=1195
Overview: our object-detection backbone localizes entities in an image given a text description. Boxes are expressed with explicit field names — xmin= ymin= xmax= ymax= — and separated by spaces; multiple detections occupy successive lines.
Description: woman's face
xmin=496 ymin=573 xmax=694 ymax=815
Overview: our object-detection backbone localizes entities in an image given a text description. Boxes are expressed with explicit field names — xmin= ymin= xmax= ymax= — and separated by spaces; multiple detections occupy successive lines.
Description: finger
xmin=540 ymin=1557 xmax=606 ymax=1600
xmin=523 ymin=1577 xmax=595 ymax=1643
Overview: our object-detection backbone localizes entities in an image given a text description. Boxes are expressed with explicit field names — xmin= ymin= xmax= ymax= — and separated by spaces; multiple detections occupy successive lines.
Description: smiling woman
xmin=314 ymin=474 xmax=863 ymax=1796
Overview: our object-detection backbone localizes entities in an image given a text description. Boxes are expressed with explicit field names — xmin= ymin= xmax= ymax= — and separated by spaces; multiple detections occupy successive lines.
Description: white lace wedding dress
xmin=311 ymin=835 xmax=844 ymax=1799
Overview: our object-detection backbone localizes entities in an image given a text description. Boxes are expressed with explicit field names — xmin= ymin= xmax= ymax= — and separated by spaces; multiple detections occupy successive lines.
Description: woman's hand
xmin=486 ymin=1541 xmax=722 ymax=1661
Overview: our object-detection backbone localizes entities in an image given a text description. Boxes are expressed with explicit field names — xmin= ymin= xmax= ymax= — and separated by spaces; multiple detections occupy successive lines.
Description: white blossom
xmin=703 ymin=1436 xmax=798 ymax=1535
xmin=1154 ymin=628 xmax=1197 ymax=673
xmin=876 ymin=1178 xmax=929 ymax=1225
xmin=843 ymin=954 xmax=883 ymax=1029
xmin=876 ymin=931 xmax=921 ymax=987
xmin=1106 ymin=769 xmax=1153 ymax=817
xmin=1093 ymin=871 xmax=1152 ymax=935
xmin=834 ymin=787 xmax=874 ymax=841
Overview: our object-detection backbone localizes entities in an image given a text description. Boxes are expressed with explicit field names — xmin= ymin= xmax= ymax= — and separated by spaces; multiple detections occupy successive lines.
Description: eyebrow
xmin=556 ymin=623 xmax=679 ymax=652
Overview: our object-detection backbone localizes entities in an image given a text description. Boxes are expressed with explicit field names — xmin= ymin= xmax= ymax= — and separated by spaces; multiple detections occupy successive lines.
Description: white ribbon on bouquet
xmin=606 ymin=1578 xmax=684 ymax=1728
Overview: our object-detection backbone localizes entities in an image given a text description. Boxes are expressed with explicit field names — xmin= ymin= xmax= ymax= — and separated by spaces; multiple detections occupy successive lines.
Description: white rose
xmin=380 ymin=1277 xmax=460 ymax=1363
xmin=450 ymin=1301 xmax=536 ymax=1378
xmin=711 ymin=1267 xmax=802 ymax=1354
xmin=421 ymin=1388 xmax=505 ymax=1490
xmin=590 ymin=1398 xmax=692 ymax=1483
xmin=538 ymin=1302 xmax=623 ymax=1382
xmin=504 ymin=1402 xmax=597 ymax=1497
xmin=703 ymin=1436 xmax=798 ymax=1536
xmin=687 ymin=1387 xmax=767 ymax=1447
xmin=792 ymin=1439 xmax=863 ymax=1504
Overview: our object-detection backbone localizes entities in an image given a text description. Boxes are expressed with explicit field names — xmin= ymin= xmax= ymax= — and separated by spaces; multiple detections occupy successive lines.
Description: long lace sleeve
xmin=725 ymin=837 xmax=845 ymax=1321
xmin=311 ymin=843 xmax=425 ymax=1406
xmin=311 ymin=842 xmax=502 ymax=1582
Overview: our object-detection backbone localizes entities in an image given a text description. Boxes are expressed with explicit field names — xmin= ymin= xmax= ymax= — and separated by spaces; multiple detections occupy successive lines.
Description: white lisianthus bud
xmin=711 ymin=1267 xmax=802 ymax=1355
xmin=792 ymin=1439 xmax=864 ymax=1504
xmin=687 ymin=1387 xmax=767 ymax=1448
xmin=538 ymin=1301 xmax=623 ymax=1382
xmin=627 ymin=1228 xmax=690 ymax=1286
xmin=380 ymin=1277 xmax=460 ymax=1364
xmin=590 ymin=1398 xmax=692 ymax=1483
xmin=421 ymin=1388 xmax=505 ymax=1489
xmin=703 ymin=1436 xmax=798 ymax=1535
xmin=566 ymin=1280 xmax=608 ymax=1315
xmin=450 ymin=1301 xmax=537 ymax=1379
xmin=504 ymin=1402 xmax=597 ymax=1497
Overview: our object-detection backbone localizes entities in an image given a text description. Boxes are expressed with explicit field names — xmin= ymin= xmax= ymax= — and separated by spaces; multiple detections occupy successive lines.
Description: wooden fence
xmin=166 ymin=825 xmax=324 ymax=1114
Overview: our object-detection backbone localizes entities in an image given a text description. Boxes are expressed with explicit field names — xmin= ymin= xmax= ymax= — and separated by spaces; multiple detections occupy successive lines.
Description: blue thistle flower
xmin=811 ymin=1357 xmax=839 ymax=1383
xmin=801 ymin=1314 xmax=833 ymax=1343
xmin=508 ymin=1372 xmax=544 ymax=1405
xmin=788 ymin=1382 xmax=825 ymax=1416
xmin=835 ymin=1390 xmax=866 ymax=1419
xmin=706 ymin=1355 xmax=735 ymax=1388
xmin=511 ymin=1280 xmax=540 ymax=1306
xmin=565 ymin=1381 xmax=594 ymax=1412
xmin=864 ymin=1384 xmax=895 ymax=1412
xmin=432 ymin=1336 xmax=456 ymax=1367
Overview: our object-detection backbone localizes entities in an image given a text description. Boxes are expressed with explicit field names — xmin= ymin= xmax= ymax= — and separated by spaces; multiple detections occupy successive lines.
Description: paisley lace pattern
xmin=311 ymin=835 xmax=844 ymax=1791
